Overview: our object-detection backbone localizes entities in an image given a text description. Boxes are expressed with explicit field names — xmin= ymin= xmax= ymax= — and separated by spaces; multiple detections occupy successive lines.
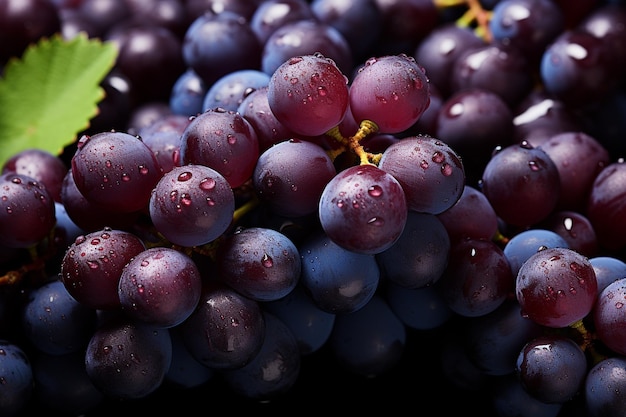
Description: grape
xmin=220 ymin=311 xmax=301 ymax=400
xmin=216 ymin=226 xmax=300 ymax=302
xmin=515 ymin=334 xmax=587 ymax=404
xmin=385 ymin=281 xmax=453 ymax=330
xmin=262 ymin=283 xmax=336 ymax=355
xmin=348 ymin=54 xmax=430 ymax=134
xmin=60 ymin=228 xmax=146 ymax=310
xmin=413 ymin=22 xmax=486 ymax=97
xmin=117 ymin=247 xmax=202 ymax=328
xmin=1 ymin=148 xmax=68 ymax=204
xmin=376 ymin=211 xmax=450 ymax=289
xmin=585 ymin=356 xmax=626 ymax=417
xmin=515 ymin=247 xmax=598 ymax=328
xmin=165 ymin=327 xmax=215 ymax=389
xmin=538 ymin=210 xmax=598 ymax=257
xmin=182 ymin=11 xmax=262 ymax=86
xmin=249 ymin=0 xmax=315 ymax=45
xmin=0 ymin=172 xmax=56 ymax=249
xmin=299 ymin=230 xmax=379 ymax=314
xmin=169 ymin=68 xmax=208 ymax=117
xmin=318 ymin=163 xmax=407 ymax=255
xmin=593 ymin=277 xmax=626 ymax=356
xmin=202 ymin=69 xmax=271 ymax=112
xmin=148 ymin=164 xmax=235 ymax=247
xmin=84 ymin=315 xmax=172 ymax=399
xmin=0 ymin=339 xmax=33 ymax=417
xmin=503 ymin=228 xmax=569 ymax=277
xmin=252 ymin=138 xmax=337 ymax=218
xmin=378 ymin=135 xmax=465 ymax=215
xmin=491 ymin=373 xmax=564 ymax=417
xmin=480 ymin=141 xmax=560 ymax=228
xmin=261 ymin=19 xmax=353 ymax=76
xmin=438 ymin=238 xmax=514 ymax=318
xmin=21 ymin=279 xmax=97 ymax=355
xmin=70 ymin=131 xmax=162 ymax=214
xmin=267 ymin=53 xmax=350 ymax=137
xmin=590 ymin=256 xmax=626 ymax=294
xmin=179 ymin=281 xmax=266 ymax=369
xmin=179 ymin=108 xmax=260 ymax=189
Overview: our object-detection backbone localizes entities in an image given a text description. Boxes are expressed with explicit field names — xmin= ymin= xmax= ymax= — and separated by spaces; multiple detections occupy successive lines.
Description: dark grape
xmin=60 ymin=228 xmax=146 ymax=310
xmin=216 ymin=226 xmax=301 ymax=302
xmin=503 ymin=228 xmax=569 ymax=277
xmin=0 ymin=339 xmax=33 ymax=417
xmin=516 ymin=247 xmax=598 ymax=328
xmin=585 ymin=356 xmax=626 ymax=417
xmin=318 ymin=163 xmax=407 ymax=255
xmin=149 ymin=164 xmax=235 ymax=247
xmin=348 ymin=54 xmax=430 ymax=134
xmin=593 ymin=277 xmax=626 ymax=356
xmin=252 ymin=138 xmax=337 ymax=218
xmin=590 ymin=255 xmax=626 ymax=294
xmin=267 ymin=53 xmax=350 ymax=137
xmin=84 ymin=315 xmax=172 ymax=399
xmin=378 ymin=135 xmax=465 ymax=215
xmin=202 ymin=69 xmax=270 ymax=112
xmin=117 ymin=246 xmax=203 ymax=328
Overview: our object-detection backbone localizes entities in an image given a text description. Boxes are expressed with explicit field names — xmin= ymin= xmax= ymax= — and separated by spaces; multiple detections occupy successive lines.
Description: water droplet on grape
xmin=287 ymin=57 xmax=303 ymax=65
xmin=441 ymin=163 xmax=453 ymax=176
xmin=200 ymin=177 xmax=216 ymax=190
xmin=87 ymin=260 xmax=99 ymax=269
xmin=181 ymin=193 xmax=192 ymax=206
xmin=432 ymin=151 xmax=445 ymax=163
xmin=261 ymin=254 xmax=273 ymax=268
xmin=528 ymin=161 xmax=540 ymax=171
xmin=367 ymin=217 xmax=384 ymax=226
xmin=368 ymin=185 xmax=383 ymax=197
xmin=178 ymin=171 xmax=192 ymax=182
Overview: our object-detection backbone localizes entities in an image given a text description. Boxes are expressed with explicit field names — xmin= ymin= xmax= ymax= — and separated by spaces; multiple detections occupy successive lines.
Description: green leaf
xmin=0 ymin=33 xmax=118 ymax=166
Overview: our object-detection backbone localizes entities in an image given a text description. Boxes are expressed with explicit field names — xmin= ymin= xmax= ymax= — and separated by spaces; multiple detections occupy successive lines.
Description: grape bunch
xmin=1 ymin=0 xmax=626 ymax=416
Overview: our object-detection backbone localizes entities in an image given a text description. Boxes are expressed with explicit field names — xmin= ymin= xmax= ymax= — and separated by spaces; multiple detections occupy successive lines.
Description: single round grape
xmin=0 ymin=339 xmax=33 ymax=417
xmin=436 ymin=185 xmax=499 ymax=242
xmin=179 ymin=281 xmax=266 ymax=369
xmin=217 ymin=227 xmax=301 ymax=302
xmin=60 ymin=228 xmax=146 ymax=310
xmin=21 ymin=279 xmax=97 ymax=355
xmin=516 ymin=335 xmax=587 ymax=404
xmin=117 ymin=247 xmax=203 ymax=328
xmin=252 ymin=138 xmax=337 ymax=218
xmin=516 ymin=247 xmax=598 ymax=328
xmin=0 ymin=172 xmax=56 ymax=249
xmin=70 ymin=131 xmax=162 ymax=213
xmin=593 ymin=277 xmax=626 ymax=356
xmin=590 ymin=256 xmax=626 ymax=294
xmin=149 ymin=164 xmax=235 ymax=247
xmin=480 ymin=141 xmax=560 ymax=228
xmin=267 ymin=53 xmax=350 ymax=137
xmin=179 ymin=108 xmax=260 ymax=189
xmin=503 ymin=228 xmax=569 ymax=277
xmin=202 ymin=69 xmax=270 ymax=112
xmin=84 ymin=316 xmax=172 ymax=400
xmin=378 ymin=136 xmax=465 ymax=215
xmin=318 ymin=163 xmax=407 ymax=255
xmin=348 ymin=54 xmax=430 ymax=134
xmin=585 ymin=356 xmax=626 ymax=417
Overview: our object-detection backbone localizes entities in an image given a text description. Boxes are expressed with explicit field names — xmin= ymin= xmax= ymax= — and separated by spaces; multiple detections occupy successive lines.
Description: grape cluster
xmin=1 ymin=0 xmax=626 ymax=416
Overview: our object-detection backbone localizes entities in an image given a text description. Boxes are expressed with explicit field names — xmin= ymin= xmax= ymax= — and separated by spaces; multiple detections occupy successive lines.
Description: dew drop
xmin=441 ymin=163 xmax=453 ymax=176
xmin=528 ymin=161 xmax=540 ymax=171
xmin=432 ymin=151 xmax=445 ymax=163
xmin=87 ymin=260 xmax=99 ymax=269
xmin=177 ymin=171 xmax=193 ymax=182
xmin=368 ymin=185 xmax=383 ymax=197
xmin=261 ymin=253 xmax=273 ymax=268
xmin=367 ymin=217 xmax=384 ymax=226
xmin=139 ymin=165 xmax=149 ymax=175
xmin=200 ymin=177 xmax=216 ymax=190
xmin=121 ymin=173 xmax=131 ymax=182
xmin=181 ymin=193 xmax=192 ymax=206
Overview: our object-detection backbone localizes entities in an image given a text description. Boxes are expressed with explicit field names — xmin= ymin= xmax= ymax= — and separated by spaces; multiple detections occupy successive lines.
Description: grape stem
xmin=432 ymin=0 xmax=493 ymax=42
xmin=325 ymin=119 xmax=381 ymax=165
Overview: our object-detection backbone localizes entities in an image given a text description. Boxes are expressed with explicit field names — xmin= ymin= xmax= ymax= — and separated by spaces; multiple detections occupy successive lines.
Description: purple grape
xmin=378 ymin=136 xmax=465 ymax=215
xmin=385 ymin=281 xmax=453 ymax=330
xmin=60 ymin=228 xmax=146 ymax=310
xmin=376 ymin=211 xmax=450 ymax=289
xmin=480 ymin=141 xmax=560 ymax=228
xmin=538 ymin=210 xmax=599 ymax=258
xmin=117 ymin=247 xmax=202 ymax=328
xmin=2 ymin=148 xmax=68 ymax=203
xmin=318 ymin=163 xmax=407 ymax=255
xmin=515 ymin=334 xmax=587 ymax=404
xmin=179 ymin=281 xmax=266 ymax=369
xmin=202 ymin=69 xmax=270 ymax=112
xmin=348 ymin=54 xmax=430 ymax=134
xmin=249 ymin=0 xmax=315 ymax=45
xmin=503 ymin=228 xmax=569 ymax=277
xmin=252 ymin=138 xmax=337 ymax=218
xmin=587 ymin=161 xmax=626 ymax=252
xmin=70 ymin=131 xmax=162 ymax=214
xmin=267 ymin=53 xmax=350 ymax=137
xmin=438 ymin=238 xmax=514 ymax=318
xmin=261 ymin=19 xmax=354 ymax=76
xmin=0 ymin=339 xmax=33 ymax=416
xmin=516 ymin=247 xmax=598 ymax=328
xmin=220 ymin=311 xmax=301 ymax=400
xmin=0 ymin=172 xmax=56 ymax=249
xmin=216 ymin=226 xmax=301 ymax=302
xmin=21 ymin=279 xmax=96 ymax=355
xmin=84 ymin=315 xmax=172 ymax=399
xmin=299 ymin=231 xmax=379 ymax=314
xmin=169 ymin=68 xmax=208 ymax=117
xmin=148 ymin=164 xmax=235 ymax=247
xmin=585 ymin=356 xmax=626 ymax=417
xmin=182 ymin=11 xmax=262 ymax=86
xmin=593 ymin=277 xmax=626 ymax=356
xmin=590 ymin=256 xmax=626 ymax=294
xmin=179 ymin=108 xmax=260 ymax=189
